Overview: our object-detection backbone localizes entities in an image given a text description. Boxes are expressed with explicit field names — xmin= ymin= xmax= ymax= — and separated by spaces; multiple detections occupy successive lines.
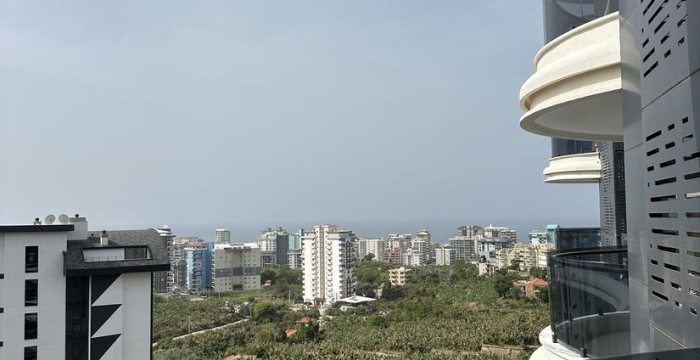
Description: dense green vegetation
xmin=153 ymin=263 xmax=549 ymax=360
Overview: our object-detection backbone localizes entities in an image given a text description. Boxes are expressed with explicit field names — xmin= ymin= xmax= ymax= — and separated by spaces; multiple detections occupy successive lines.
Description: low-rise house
xmin=512 ymin=278 xmax=549 ymax=298
xmin=388 ymin=267 xmax=412 ymax=286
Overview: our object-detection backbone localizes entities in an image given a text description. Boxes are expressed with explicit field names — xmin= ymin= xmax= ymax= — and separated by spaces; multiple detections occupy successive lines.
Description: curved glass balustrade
xmin=543 ymin=0 xmax=619 ymax=42
xmin=549 ymin=247 xmax=629 ymax=357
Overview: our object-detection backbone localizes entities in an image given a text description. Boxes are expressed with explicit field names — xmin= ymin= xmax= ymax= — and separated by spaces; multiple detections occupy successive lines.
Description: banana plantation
xmin=153 ymin=263 xmax=549 ymax=359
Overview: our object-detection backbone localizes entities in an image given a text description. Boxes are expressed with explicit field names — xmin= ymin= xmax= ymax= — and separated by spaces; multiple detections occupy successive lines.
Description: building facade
xmin=301 ymin=225 xmax=356 ymax=304
xmin=435 ymin=245 xmax=452 ymax=266
xmin=212 ymin=243 xmax=261 ymax=291
xmin=358 ymin=237 xmax=385 ymax=262
xmin=213 ymin=228 xmax=231 ymax=245
xmin=520 ymin=0 xmax=700 ymax=357
xmin=257 ymin=227 xmax=289 ymax=267
xmin=153 ymin=226 xmax=175 ymax=293
xmin=0 ymin=215 xmax=169 ymax=360
xmin=449 ymin=235 xmax=477 ymax=263
xmin=388 ymin=267 xmax=412 ymax=287
xmin=184 ymin=244 xmax=213 ymax=291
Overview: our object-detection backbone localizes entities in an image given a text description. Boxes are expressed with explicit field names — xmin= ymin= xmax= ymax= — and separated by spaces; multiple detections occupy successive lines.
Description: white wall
xmin=0 ymin=232 xmax=67 ymax=360
xmin=120 ymin=272 xmax=152 ymax=360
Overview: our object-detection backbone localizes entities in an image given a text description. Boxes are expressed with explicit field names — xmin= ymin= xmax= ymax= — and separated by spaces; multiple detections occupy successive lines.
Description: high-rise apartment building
xmin=496 ymin=243 xmax=554 ymax=272
xmin=401 ymin=248 xmax=423 ymax=267
xmin=184 ymin=244 xmax=213 ymax=291
xmin=520 ymin=0 xmax=700 ymax=357
xmin=0 ymin=215 xmax=169 ymax=360
xmin=386 ymin=234 xmax=411 ymax=251
xmin=448 ymin=235 xmax=477 ymax=263
xmin=213 ymin=228 xmax=231 ymax=245
xmin=212 ymin=243 xmax=261 ymax=291
xmin=358 ymin=237 xmax=385 ymax=262
xmin=412 ymin=230 xmax=433 ymax=264
xmin=528 ymin=230 xmax=549 ymax=246
xmin=154 ymin=225 xmax=175 ymax=293
xmin=302 ymin=225 xmax=356 ymax=305
xmin=435 ymin=245 xmax=452 ymax=266
xmin=483 ymin=225 xmax=517 ymax=242
xmin=257 ymin=227 xmax=289 ymax=267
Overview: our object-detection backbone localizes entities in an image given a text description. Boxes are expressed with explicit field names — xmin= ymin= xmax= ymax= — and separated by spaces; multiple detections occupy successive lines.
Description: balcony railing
xmin=548 ymin=246 xmax=629 ymax=358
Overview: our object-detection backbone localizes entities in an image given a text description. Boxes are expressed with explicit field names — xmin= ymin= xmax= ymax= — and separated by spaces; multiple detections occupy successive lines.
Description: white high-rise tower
xmin=302 ymin=224 xmax=356 ymax=304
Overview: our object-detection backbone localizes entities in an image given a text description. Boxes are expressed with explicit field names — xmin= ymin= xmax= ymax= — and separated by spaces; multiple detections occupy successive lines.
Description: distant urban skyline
xmin=113 ymin=217 xmax=600 ymax=245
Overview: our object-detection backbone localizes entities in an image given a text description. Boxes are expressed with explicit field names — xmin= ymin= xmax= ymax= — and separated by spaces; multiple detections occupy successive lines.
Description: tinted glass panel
xmin=25 ymin=246 xmax=38 ymax=273
xmin=124 ymin=247 xmax=148 ymax=260
xmin=24 ymin=346 xmax=37 ymax=360
xmin=551 ymin=138 xmax=596 ymax=157
xmin=25 ymin=313 xmax=37 ymax=340
xmin=25 ymin=279 xmax=38 ymax=306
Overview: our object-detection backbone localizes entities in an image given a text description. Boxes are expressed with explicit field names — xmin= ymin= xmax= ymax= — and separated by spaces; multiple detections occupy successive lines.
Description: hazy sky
xmin=0 ymin=1 xmax=601 ymax=230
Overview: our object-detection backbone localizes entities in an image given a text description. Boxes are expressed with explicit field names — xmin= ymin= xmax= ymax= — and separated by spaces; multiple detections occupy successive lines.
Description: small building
xmin=336 ymin=295 xmax=377 ymax=312
xmin=478 ymin=262 xmax=497 ymax=276
xmin=512 ymin=278 xmax=549 ymax=298
xmin=388 ymin=267 xmax=412 ymax=286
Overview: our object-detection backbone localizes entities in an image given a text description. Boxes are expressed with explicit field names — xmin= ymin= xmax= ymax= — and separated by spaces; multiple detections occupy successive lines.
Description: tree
xmin=253 ymin=301 xmax=283 ymax=323
xmin=529 ymin=267 xmax=548 ymax=280
xmin=536 ymin=286 xmax=549 ymax=303
xmin=261 ymin=268 xmax=276 ymax=285
xmin=363 ymin=253 xmax=375 ymax=261
xmin=509 ymin=259 xmax=521 ymax=271
xmin=494 ymin=274 xmax=514 ymax=298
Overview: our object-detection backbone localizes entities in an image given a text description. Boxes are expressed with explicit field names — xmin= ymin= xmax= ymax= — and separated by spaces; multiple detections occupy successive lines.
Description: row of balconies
xmin=519 ymin=12 xmax=621 ymax=184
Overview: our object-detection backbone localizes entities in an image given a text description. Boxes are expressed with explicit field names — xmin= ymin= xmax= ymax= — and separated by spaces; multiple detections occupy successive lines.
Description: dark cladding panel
xmin=90 ymin=334 xmax=120 ymax=360
xmin=65 ymin=276 xmax=89 ymax=360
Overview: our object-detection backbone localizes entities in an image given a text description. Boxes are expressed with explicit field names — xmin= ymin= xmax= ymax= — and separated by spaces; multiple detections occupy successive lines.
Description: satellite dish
xmin=58 ymin=214 xmax=70 ymax=224
xmin=45 ymin=214 xmax=56 ymax=225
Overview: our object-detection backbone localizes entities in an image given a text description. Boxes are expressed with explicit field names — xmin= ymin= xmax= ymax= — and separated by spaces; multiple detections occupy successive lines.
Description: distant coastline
xmin=139 ymin=218 xmax=599 ymax=245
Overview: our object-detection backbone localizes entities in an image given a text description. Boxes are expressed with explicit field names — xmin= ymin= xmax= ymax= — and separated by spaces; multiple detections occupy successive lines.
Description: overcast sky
xmin=0 ymin=1 xmax=601 ymax=230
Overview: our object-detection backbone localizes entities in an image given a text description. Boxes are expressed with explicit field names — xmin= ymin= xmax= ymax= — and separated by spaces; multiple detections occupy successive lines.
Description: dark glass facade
xmin=551 ymin=138 xmax=595 ymax=157
xmin=555 ymin=227 xmax=602 ymax=251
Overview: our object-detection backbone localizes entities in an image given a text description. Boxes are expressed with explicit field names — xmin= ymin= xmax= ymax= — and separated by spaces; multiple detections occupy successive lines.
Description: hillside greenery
xmin=153 ymin=263 xmax=549 ymax=360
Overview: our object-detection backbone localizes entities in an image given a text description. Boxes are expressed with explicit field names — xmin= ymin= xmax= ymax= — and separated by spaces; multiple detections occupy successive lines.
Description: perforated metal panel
xmin=640 ymin=0 xmax=690 ymax=105
xmin=639 ymin=0 xmax=700 ymax=348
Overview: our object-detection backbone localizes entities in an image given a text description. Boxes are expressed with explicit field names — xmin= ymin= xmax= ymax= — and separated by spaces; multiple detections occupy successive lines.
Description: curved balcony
xmin=547 ymin=247 xmax=630 ymax=358
xmin=543 ymin=151 xmax=601 ymax=183
xmin=520 ymin=12 xmax=623 ymax=141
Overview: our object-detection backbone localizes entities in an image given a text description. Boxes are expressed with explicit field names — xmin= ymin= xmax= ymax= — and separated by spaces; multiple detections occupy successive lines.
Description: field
xmin=153 ymin=263 xmax=549 ymax=360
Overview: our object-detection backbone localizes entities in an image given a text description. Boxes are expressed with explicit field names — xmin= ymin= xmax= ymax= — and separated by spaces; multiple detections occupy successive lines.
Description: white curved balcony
xmin=543 ymin=151 xmax=601 ymax=183
xmin=520 ymin=12 xmax=623 ymax=141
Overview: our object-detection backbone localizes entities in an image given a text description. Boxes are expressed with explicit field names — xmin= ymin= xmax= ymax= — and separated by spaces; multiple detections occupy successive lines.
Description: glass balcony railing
xmin=549 ymin=246 xmax=629 ymax=358
xmin=600 ymin=348 xmax=700 ymax=360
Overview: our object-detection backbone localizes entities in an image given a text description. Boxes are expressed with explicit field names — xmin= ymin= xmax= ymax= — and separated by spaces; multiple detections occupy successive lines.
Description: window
xmin=24 ymin=313 xmax=37 ymax=340
xmin=25 ymin=246 xmax=38 ymax=273
xmin=125 ymin=246 xmax=148 ymax=260
xmin=25 ymin=280 xmax=38 ymax=306
xmin=24 ymin=346 xmax=37 ymax=360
